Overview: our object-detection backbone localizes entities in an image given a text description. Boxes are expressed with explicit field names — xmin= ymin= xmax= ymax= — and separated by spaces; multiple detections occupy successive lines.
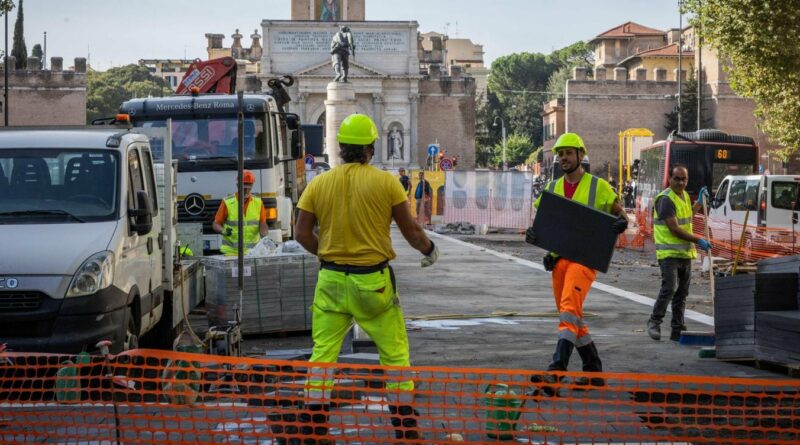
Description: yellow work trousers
xmin=306 ymin=266 xmax=414 ymax=404
xmin=551 ymin=258 xmax=596 ymax=347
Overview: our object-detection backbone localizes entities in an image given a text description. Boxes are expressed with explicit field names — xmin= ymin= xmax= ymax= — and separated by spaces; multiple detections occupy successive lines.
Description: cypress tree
xmin=11 ymin=0 xmax=25 ymax=69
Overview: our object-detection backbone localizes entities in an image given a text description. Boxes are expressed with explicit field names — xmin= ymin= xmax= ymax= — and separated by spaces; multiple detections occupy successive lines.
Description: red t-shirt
xmin=563 ymin=179 xmax=579 ymax=199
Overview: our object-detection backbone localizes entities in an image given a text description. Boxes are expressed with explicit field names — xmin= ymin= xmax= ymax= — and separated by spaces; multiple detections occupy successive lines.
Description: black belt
xmin=320 ymin=260 xmax=388 ymax=274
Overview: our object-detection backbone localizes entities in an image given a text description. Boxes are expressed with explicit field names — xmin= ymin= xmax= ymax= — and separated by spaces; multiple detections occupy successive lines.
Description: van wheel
xmin=123 ymin=306 xmax=139 ymax=351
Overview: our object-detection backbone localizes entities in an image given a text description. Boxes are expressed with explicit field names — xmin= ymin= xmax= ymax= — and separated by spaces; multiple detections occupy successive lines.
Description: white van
xmin=0 ymin=127 xmax=197 ymax=354
xmin=710 ymin=175 xmax=800 ymax=229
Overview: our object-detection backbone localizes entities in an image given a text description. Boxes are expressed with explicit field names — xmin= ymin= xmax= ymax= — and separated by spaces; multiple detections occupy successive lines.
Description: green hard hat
xmin=552 ymin=132 xmax=587 ymax=153
xmin=337 ymin=114 xmax=379 ymax=145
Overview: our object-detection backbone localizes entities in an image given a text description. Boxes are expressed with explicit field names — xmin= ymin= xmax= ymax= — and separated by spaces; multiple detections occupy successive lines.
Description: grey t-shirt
xmin=655 ymin=195 xmax=676 ymax=220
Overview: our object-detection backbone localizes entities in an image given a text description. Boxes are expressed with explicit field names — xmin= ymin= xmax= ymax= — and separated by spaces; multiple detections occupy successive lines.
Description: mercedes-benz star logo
xmin=184 ymin=193 xmax=206 ymax=216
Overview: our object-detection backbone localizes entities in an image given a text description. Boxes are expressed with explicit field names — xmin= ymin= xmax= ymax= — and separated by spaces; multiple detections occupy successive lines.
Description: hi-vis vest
xmin=653 ymin=188 xmax=697 ymax=260
xmin=220 ymin=195 xmax=263 ymax=256
xmin=538 ymin=173 xmax=617 ymax=258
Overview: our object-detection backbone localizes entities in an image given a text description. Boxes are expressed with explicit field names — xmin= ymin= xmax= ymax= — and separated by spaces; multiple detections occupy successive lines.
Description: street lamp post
xmin=493 ymin=116 xmax=507 ymax=171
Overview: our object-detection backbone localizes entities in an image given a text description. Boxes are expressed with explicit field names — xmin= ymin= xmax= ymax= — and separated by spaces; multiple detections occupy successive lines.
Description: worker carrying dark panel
xmin=526 ymin=132 xmax=628 ymax=391
xmin=292 ymin=113 xmax=438 ymax=442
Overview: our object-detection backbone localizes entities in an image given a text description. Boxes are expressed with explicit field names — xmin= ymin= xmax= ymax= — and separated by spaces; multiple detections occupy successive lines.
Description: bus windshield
xmin=139 ymin=117 xmax=267 ymax=162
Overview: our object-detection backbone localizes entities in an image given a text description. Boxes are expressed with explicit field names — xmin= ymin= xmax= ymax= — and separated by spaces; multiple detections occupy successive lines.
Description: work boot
xmin=531 ymin=339 xmax=574 ymax=396
xmin=646 ymin=319 xmax=661 ymax=341
xmin=389 ymin=404 xmax=421 ymax=441
xmin=670 ymin=328 xmax=685 ymax=342
xmin=298 ymin=404 xmax=332 ymax=445
xmin=575 ymin=342 xmax=605 ymax=387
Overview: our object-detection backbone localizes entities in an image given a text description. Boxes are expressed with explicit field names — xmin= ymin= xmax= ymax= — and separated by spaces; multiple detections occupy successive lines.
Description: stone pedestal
xmin=325 ymin=82 xmax=357 ymax=168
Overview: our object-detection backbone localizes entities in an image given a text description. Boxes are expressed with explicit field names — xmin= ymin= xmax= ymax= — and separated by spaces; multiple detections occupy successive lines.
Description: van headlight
xmin=67 ymin=251 xmax=115 ymax=297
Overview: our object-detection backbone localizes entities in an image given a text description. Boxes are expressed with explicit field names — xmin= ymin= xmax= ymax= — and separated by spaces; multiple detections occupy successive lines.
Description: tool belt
xmin=320 ymin=260 xmax=388 ymax=275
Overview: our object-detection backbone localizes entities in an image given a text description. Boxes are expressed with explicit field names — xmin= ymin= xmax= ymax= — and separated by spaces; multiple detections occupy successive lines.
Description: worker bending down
xmin=288 ymin=113 xmax=439 ymax=444
xmin=526 ymin=133 xmax=628 ymax=390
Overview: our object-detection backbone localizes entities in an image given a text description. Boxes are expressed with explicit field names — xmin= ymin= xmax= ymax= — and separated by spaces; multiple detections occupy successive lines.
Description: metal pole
xmin=236 ymin=91 xmax=245 ymax=318
xmin=43 ymin=31 xmax=46 ymax=70
xmin=697 ymin=31 xmax=702 ymax=131
xmin=677 ymin=1 xmax=683 ymax=133
xmin=4 ymin=10 xmax=7 ymax=127
xmin=501 ymin=121 xmax=507 ymax=171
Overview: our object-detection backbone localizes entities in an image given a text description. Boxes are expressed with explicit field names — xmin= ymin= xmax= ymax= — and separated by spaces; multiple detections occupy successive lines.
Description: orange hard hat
xmin=241 ymin=170 xmax=256 ymax=184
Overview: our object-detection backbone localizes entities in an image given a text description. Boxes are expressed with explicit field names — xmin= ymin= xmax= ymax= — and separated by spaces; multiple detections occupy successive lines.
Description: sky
xmin=19 ymin=0 xmax=686 ymax=71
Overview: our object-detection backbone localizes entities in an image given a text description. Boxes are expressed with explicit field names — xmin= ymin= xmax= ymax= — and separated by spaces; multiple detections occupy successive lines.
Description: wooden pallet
xmin=718 ymin=357 xmax=800 ymax=378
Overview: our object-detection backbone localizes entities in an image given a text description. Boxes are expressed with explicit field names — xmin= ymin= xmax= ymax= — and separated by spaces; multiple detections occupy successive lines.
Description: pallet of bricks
xmin=715 ymin=255 xmax=800 ymax=371
xmin=203 ymin=253 xmax=319 ymax=335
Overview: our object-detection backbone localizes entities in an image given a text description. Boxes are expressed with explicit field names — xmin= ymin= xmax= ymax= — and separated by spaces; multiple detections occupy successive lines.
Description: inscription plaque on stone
xmin=272 ymin=30 xmax=408 ymax=53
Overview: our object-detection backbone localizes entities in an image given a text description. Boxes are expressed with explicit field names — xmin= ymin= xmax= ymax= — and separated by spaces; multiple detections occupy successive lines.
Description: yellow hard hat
xmin=337 ymin=114 xmax=379 ymax=145
xmin=552 ymin=133 xmax=587 ymax=153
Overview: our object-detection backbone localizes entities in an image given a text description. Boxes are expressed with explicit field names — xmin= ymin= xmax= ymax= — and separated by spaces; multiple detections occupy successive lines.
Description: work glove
xmin=697 ymin=238 xmax=712 ymax=252
xmin=525 ymin=226 xmax=537 ymax=245
xmin=612 ymin=214 xmax=629 ymax=234
xmin=697 ymin=186 xmax=709 ymax=206
xmin=421 ymin=240 xmax=439 ymax=268
xmin=223 ymin=226 xmax=233 ymax=237
xmin=543 ymin=253 xmax=559 ymax=272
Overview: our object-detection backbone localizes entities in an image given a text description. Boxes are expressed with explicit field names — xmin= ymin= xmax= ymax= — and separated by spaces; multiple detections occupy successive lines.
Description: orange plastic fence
xmin=1 ymin=349 xmax=798 ymax=444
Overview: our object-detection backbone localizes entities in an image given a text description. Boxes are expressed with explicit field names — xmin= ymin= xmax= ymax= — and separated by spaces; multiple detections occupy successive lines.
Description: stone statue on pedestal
xmin=331 ymin=26 xmax=355 ymax=82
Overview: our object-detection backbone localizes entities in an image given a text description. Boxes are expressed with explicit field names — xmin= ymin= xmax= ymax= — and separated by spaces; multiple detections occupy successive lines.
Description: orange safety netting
xmin=1 ymin=349 xmax=798 ymax=444
xmin=618 ymin=211 xmax=800 ymax=263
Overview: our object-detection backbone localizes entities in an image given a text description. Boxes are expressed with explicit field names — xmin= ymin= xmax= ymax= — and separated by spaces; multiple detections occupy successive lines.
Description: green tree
xmin=684 ymin=0 xmax=800 ymax=160
xmin=491 ymin=133 xmax=533 ymax=168
xmin=11 ymin=0 xmax=24 ymax=69
xmin=31 ymin=43 xmax=41 ymax=59
xmin=86 ymin=64 xmax=172 ymax=123
xmin=546 ymin=41 xmax=594 ymax=99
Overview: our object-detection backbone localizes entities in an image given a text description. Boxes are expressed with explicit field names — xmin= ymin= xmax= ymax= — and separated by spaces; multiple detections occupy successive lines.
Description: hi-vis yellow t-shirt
xmin=297 ymin=163 xmax=408 ymax=266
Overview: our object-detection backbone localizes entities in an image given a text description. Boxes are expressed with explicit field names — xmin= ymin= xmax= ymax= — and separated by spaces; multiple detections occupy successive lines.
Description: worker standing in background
xmin=211 ymin=169 xmax=268 ymax=255
xmin=525 ymin=133 xmax=628 ymax=390
xmin=414 ymin=171 xmax=433 ymax=225
xmin=292 ymin=113 xmax=439 ymax=443
xmin=647 ymin=165 xmax=711 ymax=341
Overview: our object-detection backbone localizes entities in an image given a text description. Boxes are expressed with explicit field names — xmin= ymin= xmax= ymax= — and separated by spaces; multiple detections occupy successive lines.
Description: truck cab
xmin=0 ymin=128 xmax=163 ymax=353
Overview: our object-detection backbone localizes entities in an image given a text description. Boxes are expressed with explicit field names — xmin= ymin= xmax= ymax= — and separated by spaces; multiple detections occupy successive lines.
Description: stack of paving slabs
xmin=754 ymin=256 xmax=800 ymax=366
xmin=713 ymin=274 xmax=757 ymax=360
xmin=203 ymin=253 xmax=319 ymax=335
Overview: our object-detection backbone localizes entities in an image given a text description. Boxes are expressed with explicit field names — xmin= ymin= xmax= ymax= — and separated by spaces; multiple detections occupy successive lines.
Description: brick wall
xmin=418 ymin=70 xmax=477 ymax=169
xmin=565 ymin=79 xmax=677 ymax=176
xmin=0 ymin=58 xmax=87 ymax=126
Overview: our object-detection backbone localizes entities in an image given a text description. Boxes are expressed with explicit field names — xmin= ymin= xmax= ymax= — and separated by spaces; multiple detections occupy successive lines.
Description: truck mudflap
xmin=0 ymin=285 xmax=129 ymax=354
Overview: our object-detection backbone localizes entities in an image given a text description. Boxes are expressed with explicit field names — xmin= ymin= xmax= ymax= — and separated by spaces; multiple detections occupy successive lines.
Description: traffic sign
xmin=439 ymin=158 xmax=454 ymax=171
xmin=304 ymin=153 xmax=316 ymax=168
xmin=427 ymin=144 xmax=439 ymax=157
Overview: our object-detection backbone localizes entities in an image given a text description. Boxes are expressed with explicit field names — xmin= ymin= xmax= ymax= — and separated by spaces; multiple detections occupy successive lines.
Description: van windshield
xmin=0 ymin=149 xmax=119 ymax=224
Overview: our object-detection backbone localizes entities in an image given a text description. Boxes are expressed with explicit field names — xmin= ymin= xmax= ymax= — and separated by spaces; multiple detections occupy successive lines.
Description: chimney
xmin=74 ymin=57 xmax=87 ymax=73
xmin=614 ymin=67 xmax=628 ymax=81
xmin=205 ymin=33 xmax=224 ymax=50
xmin=50 ymin=57 xmax=63 ymax=72
xmin=594 ymin=67 xmax=607 ymax=81
xmin=249 ymin=29 xmax=262 ymax=62
xmin=654 ymin=67 xmax=667 ymax=82
xmin=572 ymin=67 xmax=587 ymax=81
xmin=635 ymin=68 xmax=647 ymax=81
xmin=231 ymin=29 xmax=243 ymax=59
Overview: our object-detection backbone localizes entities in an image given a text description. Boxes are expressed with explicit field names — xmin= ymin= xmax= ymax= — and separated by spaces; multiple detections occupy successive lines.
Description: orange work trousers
xmin=551 ymin=258 xmax=596 ymax=347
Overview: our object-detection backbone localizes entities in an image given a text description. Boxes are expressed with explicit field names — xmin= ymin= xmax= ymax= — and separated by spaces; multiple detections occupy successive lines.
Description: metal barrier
xmin=443 ymin=171 xmax=534 ymax=230
xmin=1 ymin=349 xmax=798 ymax=444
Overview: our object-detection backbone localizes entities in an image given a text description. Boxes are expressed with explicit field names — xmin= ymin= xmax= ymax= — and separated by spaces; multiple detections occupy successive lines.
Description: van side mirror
xmin=129 ymin=190 xmax=153 ymax=235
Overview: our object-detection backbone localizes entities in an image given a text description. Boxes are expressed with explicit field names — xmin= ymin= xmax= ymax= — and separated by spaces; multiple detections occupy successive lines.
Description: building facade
xmin=0 ymin=56 xmax=87 ymax=126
